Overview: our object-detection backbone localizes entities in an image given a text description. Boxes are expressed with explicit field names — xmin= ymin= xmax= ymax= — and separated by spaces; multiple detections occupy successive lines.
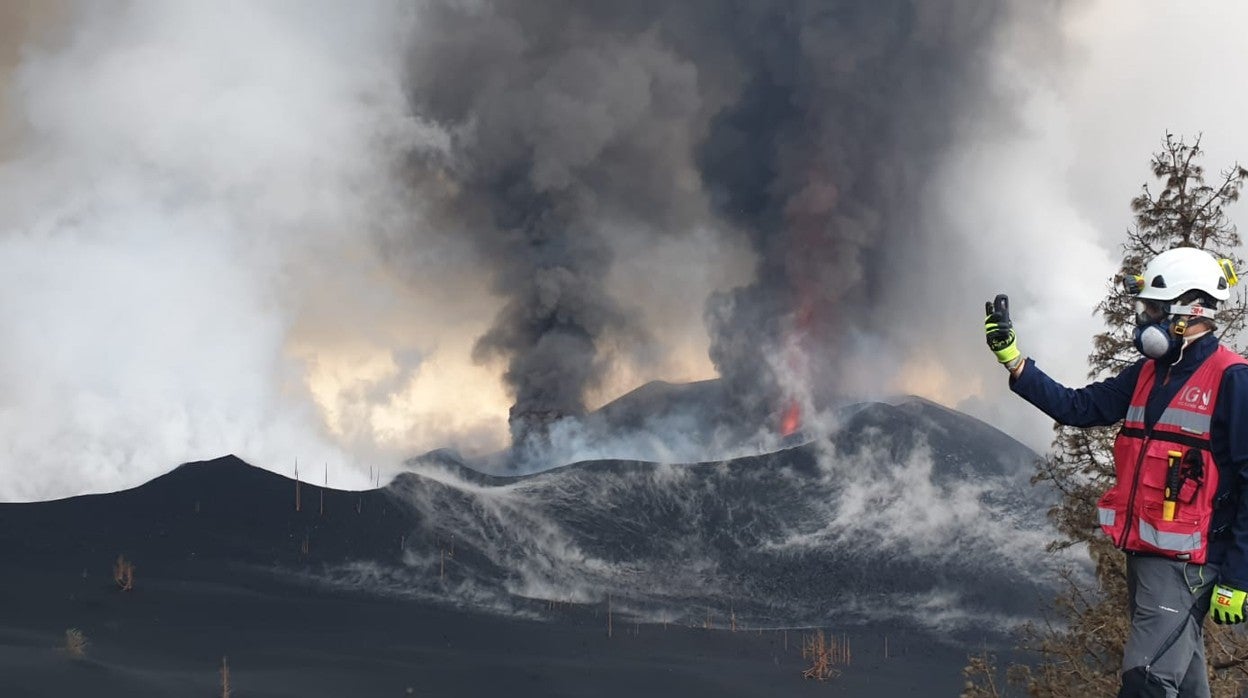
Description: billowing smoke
xmin=403 ymin=1 xmax=1011 ymax=451
xmin=15 ymin=0 xmax=1237 ymax=499
xmin=402 ymin=3 xmax=718 ymax=452
xmin=0 ymin=1 xmax=433 ymax=499
xmin=697 ymin=2 xmax=1004 ymax=426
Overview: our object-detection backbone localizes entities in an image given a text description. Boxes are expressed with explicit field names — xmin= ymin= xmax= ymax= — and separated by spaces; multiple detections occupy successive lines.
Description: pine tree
xmin=963 ymin=134 xmax=1248 ymax=696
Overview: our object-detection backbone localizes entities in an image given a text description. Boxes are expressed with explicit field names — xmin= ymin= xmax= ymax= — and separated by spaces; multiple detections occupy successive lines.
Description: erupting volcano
xmin=0 ymin=0 xmax=1089 ymax=694
xmin=401 ymin=1 xmax=1007 ymax=467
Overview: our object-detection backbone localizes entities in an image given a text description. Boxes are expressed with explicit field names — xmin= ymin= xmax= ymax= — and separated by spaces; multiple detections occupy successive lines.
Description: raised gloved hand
xmin=1210 ymin=584 xmax=1248 ymax=624
xmin=984 ymin=294 xmax=1022 ymax=370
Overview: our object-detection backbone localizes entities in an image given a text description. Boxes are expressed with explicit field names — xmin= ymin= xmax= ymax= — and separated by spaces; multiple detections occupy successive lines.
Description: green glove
xmin=1211 ymin=584 xmax=1247 ymax=624
xmin=984 ymin=294 xmax=1022 ymax=369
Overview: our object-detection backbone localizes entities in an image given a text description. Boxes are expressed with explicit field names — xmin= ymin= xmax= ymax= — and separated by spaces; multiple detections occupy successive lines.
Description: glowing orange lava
xmin=780 ymin=400 xmax=801 ymax=437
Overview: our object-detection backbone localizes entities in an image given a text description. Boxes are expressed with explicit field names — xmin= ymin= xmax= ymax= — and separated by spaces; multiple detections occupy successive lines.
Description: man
xmin=985 ymin=246 xmax=1248 ymax=697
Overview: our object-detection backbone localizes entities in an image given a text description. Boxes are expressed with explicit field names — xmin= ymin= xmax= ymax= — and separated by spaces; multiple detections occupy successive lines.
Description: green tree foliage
xmin=963 ymin=134 xmax=1248 ymax=697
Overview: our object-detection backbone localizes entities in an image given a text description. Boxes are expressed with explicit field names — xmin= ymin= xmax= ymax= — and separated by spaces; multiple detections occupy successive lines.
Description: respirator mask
xmin=1130 ymin=298 xmax=1213 ymax=362
xmin=1132 ymin=299 xmax=1185 ymax=361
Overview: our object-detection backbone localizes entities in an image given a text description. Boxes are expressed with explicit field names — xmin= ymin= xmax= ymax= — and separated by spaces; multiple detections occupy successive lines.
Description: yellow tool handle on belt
xmin=1163 ymin=450 xmax=1183 ymax=521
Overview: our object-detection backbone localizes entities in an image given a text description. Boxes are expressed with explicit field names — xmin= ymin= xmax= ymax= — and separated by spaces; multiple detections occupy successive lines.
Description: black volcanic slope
xmin=0 ymin=397 xmax=1054 ymax=696
xmin=390 ymin=395 xmax=1053 ymax=627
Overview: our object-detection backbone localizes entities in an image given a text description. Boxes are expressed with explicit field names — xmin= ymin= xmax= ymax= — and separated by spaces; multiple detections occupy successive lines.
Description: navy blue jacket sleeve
xmin=1008 ymin=357 xmax=1144 ymax=428
xmin=1211 ymin=364 xmax=1248 ymax=590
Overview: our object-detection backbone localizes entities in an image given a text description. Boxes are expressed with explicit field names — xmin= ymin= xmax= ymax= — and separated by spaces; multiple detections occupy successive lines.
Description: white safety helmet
xmin=1128 ymin=247 xmax=1236 ymax=303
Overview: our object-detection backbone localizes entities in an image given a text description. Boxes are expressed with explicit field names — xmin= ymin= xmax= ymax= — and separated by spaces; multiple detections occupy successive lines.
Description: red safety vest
xmin=1097 ymin=346 xmax=1246 ymax=563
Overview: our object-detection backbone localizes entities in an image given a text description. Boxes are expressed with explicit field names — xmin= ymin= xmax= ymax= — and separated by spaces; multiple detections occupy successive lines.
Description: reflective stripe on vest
xmin=1098 ymin=507 xmax=1115 ymax=526
xmin=1125 ymin=405 xmax=1211 ymax=433
xmin=1157 ymin=407 xmax=1212 ymax=434
xmin=1139 ymin=518 xmax=1202 ymax=552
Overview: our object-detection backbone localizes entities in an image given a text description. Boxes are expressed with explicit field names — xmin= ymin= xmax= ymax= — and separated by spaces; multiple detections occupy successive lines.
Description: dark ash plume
xmin=403 ymin=2 xmax=710 ymax=453
xmin=403 ymin=0 xmax=1014 ymax=454
xmin=696 ymin=1 xmax=1005 ymax=425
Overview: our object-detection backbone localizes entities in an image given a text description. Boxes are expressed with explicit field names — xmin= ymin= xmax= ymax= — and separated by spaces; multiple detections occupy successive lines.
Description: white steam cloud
xmin=0 ymin=2 xmax=438 ymax=499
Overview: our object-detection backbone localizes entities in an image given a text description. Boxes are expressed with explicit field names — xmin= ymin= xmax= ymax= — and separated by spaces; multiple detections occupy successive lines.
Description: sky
xmin=3 ymin=1 xmax=1248 ymax=501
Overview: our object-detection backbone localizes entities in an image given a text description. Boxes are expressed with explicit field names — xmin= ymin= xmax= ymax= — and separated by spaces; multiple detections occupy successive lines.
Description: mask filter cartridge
xmin=1136 ymin=324 xmax=1176 ymax=359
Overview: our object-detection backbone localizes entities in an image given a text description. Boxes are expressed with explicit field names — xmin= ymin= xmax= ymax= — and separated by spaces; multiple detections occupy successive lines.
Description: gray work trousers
xmin=1120 ymin=554 xmax=1218 ymax=697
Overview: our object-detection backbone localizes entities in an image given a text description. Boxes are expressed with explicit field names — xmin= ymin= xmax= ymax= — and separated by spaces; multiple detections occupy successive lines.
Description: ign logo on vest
xmin=1181 ymin=385 xmax=1212 ymax=409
